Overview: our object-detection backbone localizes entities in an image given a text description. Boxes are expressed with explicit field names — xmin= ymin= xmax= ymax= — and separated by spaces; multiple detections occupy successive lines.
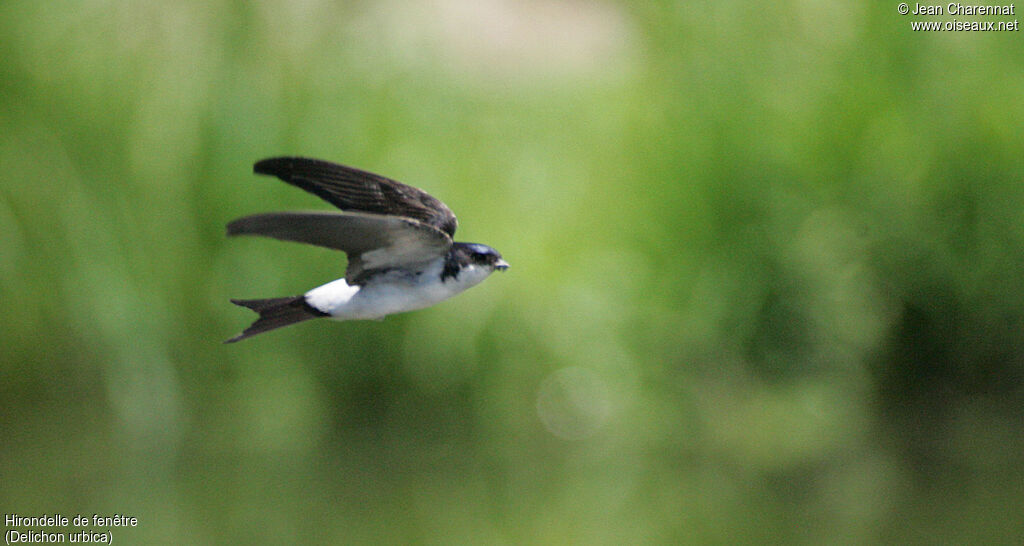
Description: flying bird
xmin=226 ymin=157 xmax=508 ymax=343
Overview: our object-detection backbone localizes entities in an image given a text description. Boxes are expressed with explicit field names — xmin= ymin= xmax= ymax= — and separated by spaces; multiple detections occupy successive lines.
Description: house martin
xmin=226 ymin=157 xmax=508 ymax=342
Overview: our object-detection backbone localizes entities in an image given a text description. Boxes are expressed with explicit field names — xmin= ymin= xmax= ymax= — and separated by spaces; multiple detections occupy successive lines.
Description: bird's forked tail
xmin=225 ymin=296 xmax=328 ymax=343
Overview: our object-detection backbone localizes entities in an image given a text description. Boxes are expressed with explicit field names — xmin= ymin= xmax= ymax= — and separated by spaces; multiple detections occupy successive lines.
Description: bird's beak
xmin=494 ymin=259 xmax=509 ymax=271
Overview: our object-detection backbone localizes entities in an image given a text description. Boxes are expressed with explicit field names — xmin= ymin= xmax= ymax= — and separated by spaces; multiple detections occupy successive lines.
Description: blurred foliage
xmin=2 ymin=1 xmax=1024 ymax=544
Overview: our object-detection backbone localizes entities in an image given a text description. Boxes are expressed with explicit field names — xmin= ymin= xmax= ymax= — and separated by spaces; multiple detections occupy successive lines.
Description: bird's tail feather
xmin=226 ymin=296 xmax=327 ymax=343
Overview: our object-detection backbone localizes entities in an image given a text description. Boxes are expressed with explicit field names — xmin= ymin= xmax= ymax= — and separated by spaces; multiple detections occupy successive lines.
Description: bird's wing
xmin=253 ymin=157 xmax=458 ymax=237
xmin=226 ymin=210 xmax=453 ymax=285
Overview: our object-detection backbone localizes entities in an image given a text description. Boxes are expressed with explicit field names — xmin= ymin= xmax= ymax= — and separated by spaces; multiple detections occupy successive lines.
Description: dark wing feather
xmin=253 ymin=157 xmax=458 ymax=237
xmin=226 ymin=210 xmax=452 ymax=285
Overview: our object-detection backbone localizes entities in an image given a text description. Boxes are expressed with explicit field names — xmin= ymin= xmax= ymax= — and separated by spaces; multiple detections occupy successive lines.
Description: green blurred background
xmin=2 ymin=1 xmax=1023 ymax=543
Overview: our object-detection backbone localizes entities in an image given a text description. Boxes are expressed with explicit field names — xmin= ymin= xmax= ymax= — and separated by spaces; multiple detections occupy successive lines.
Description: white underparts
xmin=303 ymin=259 xmax=495 ymax=320
xmin=304 ymin=278 xmax=360 ymax=315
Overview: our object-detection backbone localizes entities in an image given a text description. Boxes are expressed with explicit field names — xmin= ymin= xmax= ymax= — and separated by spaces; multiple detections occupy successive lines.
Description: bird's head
xmin=458 ymin=242 xmax=509 ymax=271
xmin=443 ymin=242 xmax=509 ymax=282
